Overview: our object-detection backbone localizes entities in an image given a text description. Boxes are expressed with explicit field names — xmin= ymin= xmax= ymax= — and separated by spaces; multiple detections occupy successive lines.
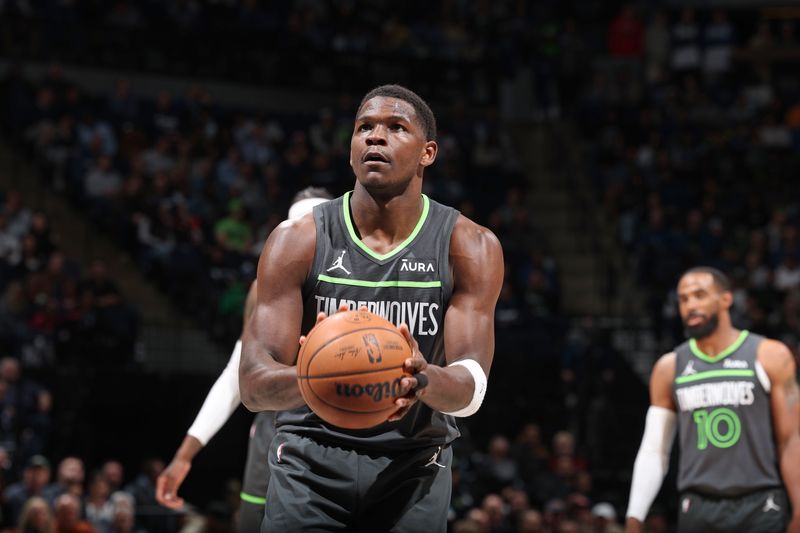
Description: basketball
xmin=296 ymin=310 xmax=412 ymax=429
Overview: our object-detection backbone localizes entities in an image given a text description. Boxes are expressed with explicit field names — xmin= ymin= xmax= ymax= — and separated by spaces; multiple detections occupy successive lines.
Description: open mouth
xmin=686 ymin=315 xmax=705 ymax=326
xmin=363 ymin=151 xmax=389 ymax=163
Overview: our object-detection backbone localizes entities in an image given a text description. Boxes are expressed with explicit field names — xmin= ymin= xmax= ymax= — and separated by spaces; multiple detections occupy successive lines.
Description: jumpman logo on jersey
xmin=681 ymin=360 xmax=697 ymax=376
xmin=424 ymin=446 xmax=446 ymax=469
xmin=327 ymin=250 xmax=351 ymax=275
xmin=763 ymin=494 xmax=781 ymax=512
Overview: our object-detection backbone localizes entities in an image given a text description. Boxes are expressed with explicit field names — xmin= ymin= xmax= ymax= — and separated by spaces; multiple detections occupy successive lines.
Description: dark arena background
xmin=0 ymin=1 xmax=799 ymax=532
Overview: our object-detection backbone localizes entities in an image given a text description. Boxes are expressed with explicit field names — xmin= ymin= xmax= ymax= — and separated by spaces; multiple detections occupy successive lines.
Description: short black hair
xmin=357 ymin=85 xmax=437 ymax=141
xmin=681 ymin=266 xmax=732 ymax=292
xmin=292 ymin=186 xmax=333 ymax=204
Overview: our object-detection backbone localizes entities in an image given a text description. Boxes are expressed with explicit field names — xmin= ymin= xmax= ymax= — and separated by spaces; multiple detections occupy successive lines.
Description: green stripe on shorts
xmin=240 ymin=491 xmax=266 ymax=505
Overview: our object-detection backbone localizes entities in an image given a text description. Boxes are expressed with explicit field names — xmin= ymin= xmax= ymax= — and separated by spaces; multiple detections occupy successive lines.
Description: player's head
xmin=288 ymin=186 xmax=333 ymax=220
xmin=351 ymin=85 xmax=438 ymax=197
xmin=677 ymin=266 xmax=733 ymax=340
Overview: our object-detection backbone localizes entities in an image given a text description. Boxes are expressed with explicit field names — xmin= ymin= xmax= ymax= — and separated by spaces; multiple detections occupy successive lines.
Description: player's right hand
xmin=155 ymin=457 xmax=191 ymax=510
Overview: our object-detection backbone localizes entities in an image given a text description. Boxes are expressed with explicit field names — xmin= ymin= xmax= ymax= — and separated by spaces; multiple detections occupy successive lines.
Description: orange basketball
xmin=296 ymin=310 xmax=412 ymax=429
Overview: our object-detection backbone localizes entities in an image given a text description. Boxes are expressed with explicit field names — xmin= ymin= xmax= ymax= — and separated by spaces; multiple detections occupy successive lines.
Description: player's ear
xmin=720 ymin=290 xmax=733 ymax=309
xmin=420 ymin=141 xmax=437 ymax=168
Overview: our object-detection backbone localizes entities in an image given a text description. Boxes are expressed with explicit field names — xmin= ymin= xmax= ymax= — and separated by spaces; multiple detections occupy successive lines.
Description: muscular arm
xmin=239 ymin=216 xmax=316 ymax=412
xmin=625 ymin=353 xmax=677 ymax=531
xmin=759 ymin=340 xmax=800 ymax=525
xmin=406 ymin=216 xmax=503 ymax=414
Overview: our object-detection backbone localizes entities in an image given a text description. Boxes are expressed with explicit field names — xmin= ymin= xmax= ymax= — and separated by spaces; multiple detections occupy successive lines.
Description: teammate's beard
xmin=684 ymin=314 xmax=719 ymax=340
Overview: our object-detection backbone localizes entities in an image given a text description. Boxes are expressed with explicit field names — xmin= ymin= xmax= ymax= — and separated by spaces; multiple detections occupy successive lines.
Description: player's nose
xmin=366 ymin=125 xmax=387 ymax=145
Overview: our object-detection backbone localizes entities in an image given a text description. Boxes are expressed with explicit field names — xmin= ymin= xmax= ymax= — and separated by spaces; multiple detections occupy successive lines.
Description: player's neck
xmin=349 ymin=184 xmax=424 ymax=244
xmin=693 ymin=324 xmax=741 ymax=358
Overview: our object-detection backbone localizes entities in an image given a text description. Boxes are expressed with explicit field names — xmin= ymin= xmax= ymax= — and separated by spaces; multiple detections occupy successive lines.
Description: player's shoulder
xmin=263 ymin=213 xmax=317 ymax=260
xmin=652 ymin=351 xmax=677 ymax=382
xmin=451 ymin=214 xmax=502 ymax=258
xmin=756 ymin=337 xmax=796 ymax=378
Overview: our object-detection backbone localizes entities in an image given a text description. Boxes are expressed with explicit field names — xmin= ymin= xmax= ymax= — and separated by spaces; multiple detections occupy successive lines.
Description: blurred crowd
xmin=1 ymin=62 xmax=554 ymax=347
xmin=0 ymin=190 xmax=138 ymax=368
xmin=577 ymin=5 xmax=800 ymax=352
xmin=2 ymin=1 xmax=798 ymax=532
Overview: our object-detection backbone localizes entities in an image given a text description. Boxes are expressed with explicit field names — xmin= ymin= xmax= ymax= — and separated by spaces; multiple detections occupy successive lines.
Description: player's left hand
xmin=388 ymin=323 xmax=428 ymax=422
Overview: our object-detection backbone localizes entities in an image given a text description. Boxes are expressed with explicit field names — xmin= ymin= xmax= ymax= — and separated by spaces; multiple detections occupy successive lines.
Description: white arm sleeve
xmin=626 ymin=406 xmax=677 ymax=522
xmin=186 ymin=340 xmax=243 ymax=446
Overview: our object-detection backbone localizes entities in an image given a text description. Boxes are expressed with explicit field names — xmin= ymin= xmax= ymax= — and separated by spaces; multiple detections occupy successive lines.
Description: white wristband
xmin=187 ymin=340 xmax=243 ymax=445
xmin=442 ymin=359 xmax=487 ymax=417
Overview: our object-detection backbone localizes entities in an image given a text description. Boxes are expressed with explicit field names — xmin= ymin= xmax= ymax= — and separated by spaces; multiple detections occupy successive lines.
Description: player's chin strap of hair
xmin=441 ymin=359 xmax=487 ymax=418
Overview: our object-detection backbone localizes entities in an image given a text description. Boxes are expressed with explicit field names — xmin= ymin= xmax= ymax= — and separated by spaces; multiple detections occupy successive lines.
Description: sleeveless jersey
xmin=275 ymin=192 xmax=461 ymax=452
xmin=672 ymin=331 xmax=782 ymax=496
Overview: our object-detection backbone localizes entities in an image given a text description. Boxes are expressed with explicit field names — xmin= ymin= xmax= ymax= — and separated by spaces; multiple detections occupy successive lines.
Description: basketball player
xmin=155 ymin=188 xmax=332 ymax=533
xmin=240 ymin=85 xmax=504 ymax=531
xmin=625 ymin=267 xmax=800 ymax=533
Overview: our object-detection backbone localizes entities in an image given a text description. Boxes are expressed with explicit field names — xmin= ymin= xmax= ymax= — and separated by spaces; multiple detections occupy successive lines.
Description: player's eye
xmin=358 ymin=123 xmax=372 ymax=132
xmin=390 ymin=124 xmax=405 ymax=131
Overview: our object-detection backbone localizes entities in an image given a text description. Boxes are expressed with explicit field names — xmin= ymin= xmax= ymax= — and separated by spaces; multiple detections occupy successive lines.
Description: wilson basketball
xmin=296 ymin=310 xmax=412 ymax=429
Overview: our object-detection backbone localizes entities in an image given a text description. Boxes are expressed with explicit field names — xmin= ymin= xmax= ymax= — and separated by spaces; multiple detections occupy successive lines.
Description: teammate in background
xmin=625 ymin=267 xmax=800 ymax=533
xmin=240 ymin=84 xmax=504 ymax=531
xmin=155 ymin=188 xmax=332 ymax=533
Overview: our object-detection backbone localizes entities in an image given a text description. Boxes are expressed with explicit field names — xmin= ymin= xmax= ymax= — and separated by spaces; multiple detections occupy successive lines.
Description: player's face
xmin=350 ymin=97 xmax=436 ymax=197
xmin=677 ymin=272 xmax=731 ymax=339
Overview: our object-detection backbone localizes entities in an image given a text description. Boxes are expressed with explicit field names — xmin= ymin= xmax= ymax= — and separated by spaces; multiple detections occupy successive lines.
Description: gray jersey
xmin=672 ymin=330 xmax=782 ymax=496
xmin=276 ymin=192 xmax=460 ymax=451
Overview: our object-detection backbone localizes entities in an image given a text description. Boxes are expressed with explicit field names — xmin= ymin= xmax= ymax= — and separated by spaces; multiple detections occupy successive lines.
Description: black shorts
xmin=239 ymin=411 xmax=276 ymax=533
xmin=263 ymin=432 xmax=452 ymax=532
xmin=677 ymin=488 xmax=788 ymax=533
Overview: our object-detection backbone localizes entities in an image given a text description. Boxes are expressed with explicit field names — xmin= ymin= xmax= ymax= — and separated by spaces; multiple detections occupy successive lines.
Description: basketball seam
xmin=300 ymin=325 xmax=408 ymax=376
xmin=299 ymin=364 xmax=405 ymax=380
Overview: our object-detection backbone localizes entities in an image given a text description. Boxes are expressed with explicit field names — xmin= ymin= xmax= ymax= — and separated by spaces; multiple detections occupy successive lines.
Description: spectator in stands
xmin=475 ymin=435 xmax=519 ymax=497
xmin=213 ymin=200 xmax=252 ymax=258
xmin=53 ymin=493 xmax=94 ymax=533
xmin=15 ymin=495 xmax=54 ymax=533
xmin=41 ymin=457 xmax=84 ymax=504
xmin=84 ymin=472 xmax=113 ymax=533
xmin=3 ymin=455 xmax=51 ymax=526
xmin=517 ymin=509 xmax=543 ymax=533
xmin=481 ymin=493 xmax=514 ymax=533
xmin=100 ymin=463 xmax=123 ymax=495
xmin=608 ymin=4 xmax=643 ymax=58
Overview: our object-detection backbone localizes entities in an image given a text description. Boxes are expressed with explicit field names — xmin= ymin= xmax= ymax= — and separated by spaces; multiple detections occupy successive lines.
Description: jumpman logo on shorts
xmin=327 ymin=250 xmax=351 ymax=275
xmin=424 ymin=446 xmax=446 ymax=469
xmin=276 ymin=442 xmax=286 ymax=464
xmin=763 ymin=494 xmax=781 ymax=513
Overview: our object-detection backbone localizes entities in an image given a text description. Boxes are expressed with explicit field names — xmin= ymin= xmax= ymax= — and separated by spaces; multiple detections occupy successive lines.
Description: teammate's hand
xmin=155 ymin=458 xmax=191 ymax=510
xmin=299 ymin=303 xmax=352 ymax=347
xmin=388 ymin=323 xmax=428 ymax=422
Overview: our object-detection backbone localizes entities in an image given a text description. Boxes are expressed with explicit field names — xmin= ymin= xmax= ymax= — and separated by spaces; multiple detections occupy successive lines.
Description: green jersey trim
xmin=240 ymin=492 xmax=266 ymax=505
xmin=689 ymin=330 xmax=750 ymax=363
xmin=342 ymin=191 xmax=430 ymax=261
xmin=675 ymin=369 xmax=755 ymax=385
xmin=318 ymin=274 xmax=442 ymax=288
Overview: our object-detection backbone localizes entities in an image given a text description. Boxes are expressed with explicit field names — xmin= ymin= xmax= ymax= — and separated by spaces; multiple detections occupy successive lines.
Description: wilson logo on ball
xmin=335 ymin=378 xmax=403 ymax=403
xmin=362 ymin=333 xmax=382 ymax=363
